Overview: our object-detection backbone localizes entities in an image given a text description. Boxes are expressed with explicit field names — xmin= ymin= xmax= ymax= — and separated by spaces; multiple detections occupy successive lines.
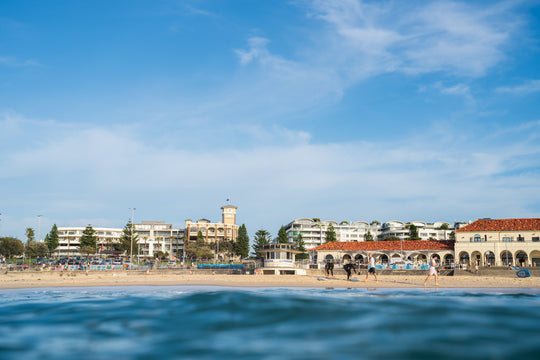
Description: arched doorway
xmin=484 ymin=251 xmax=495 ymax=266
xmin=343 ymin=254 xmax=352 ymax=263
xmin=530 ymin=251 xmax=540 ymax=267
xmin=444 ymin=254 xmax=454 ymax=266
xmin=325 ymin=254 xmax=334 ymax=263
xmin=379 ymin=254 xmax=388 ymax=264
xmin=459 ymin=252 xmax=470 ymax=265
xmin=471 ymin=251 xmax=482 ymax=266
xmin=500 ymin=251 xmax=513 ymax=266
xmin=417 ymin=254 xmax=427 ymax=264
xmin=515 ymin=251 xmax=528 ymax=267
xmin=391 ymin=254 xmax=401 ymax=261
xmin=355 ymin=254 xmax=364 ymax=264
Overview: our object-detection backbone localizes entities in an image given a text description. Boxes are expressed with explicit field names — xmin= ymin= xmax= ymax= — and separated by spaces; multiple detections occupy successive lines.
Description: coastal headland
xmin=1 ymin=269 xmax=538 ymax=289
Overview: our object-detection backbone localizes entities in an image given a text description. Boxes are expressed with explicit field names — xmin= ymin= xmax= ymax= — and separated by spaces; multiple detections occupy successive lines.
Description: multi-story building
xmin=455 ymin=218 xmax=540 ymax=267
xmin=378 ymin=221 xmax=454 ymax=241
xmin=285 ymin=218 xmax=455 ymax=250
xmin=284 ymin=218 xmax=381 ymax=250
xmin=56 ymin=227 xmax=123 ymax=256
xmin=134 ymin=221 xmax=184 ymax=259
xmin=185 ymin=205 xmax=239 ymax=260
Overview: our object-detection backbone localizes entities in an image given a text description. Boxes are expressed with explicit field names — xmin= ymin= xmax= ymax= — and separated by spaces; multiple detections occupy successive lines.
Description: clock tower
xmin=221 ymin=205 xmax=237 ymax=225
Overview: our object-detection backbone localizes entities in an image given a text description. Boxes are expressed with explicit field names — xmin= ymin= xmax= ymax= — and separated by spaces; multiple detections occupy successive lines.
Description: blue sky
xmin=1 ymin=0 xmax=540 ymax=241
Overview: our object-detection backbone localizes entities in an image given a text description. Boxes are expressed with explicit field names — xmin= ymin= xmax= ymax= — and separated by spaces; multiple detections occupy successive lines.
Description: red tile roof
xmin=456 ymin=218 xmax=540 ymax=232
xmin=309 ymin=240 xmax=454 ymax=252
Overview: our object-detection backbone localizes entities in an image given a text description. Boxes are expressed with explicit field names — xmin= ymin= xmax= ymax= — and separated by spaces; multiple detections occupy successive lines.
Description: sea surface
xmin=0 ymin=286 xmax=539 ymax=360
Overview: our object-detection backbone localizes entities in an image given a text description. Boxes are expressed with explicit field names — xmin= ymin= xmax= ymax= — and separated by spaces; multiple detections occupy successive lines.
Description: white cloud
xmin=235 ymin=37 xmax=270 ymax=65
xmin=0 ymin=55 xmax=40 ymax=67
xmin=304 ymin=0 xmax=516 ymax=79
xmin=496 ymin=79 xmax=540 ymax=95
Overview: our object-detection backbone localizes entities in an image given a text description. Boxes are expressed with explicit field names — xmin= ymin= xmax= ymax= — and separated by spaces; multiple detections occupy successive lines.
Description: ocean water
xmin=1 ymin=286 xmax=539 ymax=360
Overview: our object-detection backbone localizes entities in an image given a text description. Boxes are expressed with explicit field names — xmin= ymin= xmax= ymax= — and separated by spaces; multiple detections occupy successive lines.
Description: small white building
xmin=256 ymin=243 xmax=305 ymax=275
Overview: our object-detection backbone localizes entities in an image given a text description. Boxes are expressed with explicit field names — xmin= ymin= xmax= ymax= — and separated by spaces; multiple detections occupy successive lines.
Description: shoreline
xmin=1 ymin=271 xmax=539 ymax=290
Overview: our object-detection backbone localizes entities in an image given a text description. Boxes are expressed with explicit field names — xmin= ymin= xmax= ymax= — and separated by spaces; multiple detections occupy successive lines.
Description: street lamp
xmin=37 ymin=215 xmax=43 ymax=242
xmin=129 ymin=208 xmax=136 ymax=265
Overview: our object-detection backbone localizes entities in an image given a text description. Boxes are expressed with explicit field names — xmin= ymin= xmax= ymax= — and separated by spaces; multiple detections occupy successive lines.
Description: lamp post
xmin=129 ymin=208 xmax=136 ymax=265
xmin=37 ymin=215 xmax=43 ymax=242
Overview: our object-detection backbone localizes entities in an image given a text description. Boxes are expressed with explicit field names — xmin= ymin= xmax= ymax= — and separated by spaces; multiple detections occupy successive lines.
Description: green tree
xmin=449 ymin=231 xmax=455 ymax=241
xmin=117 ymin=220 xmax=139 ymax=255
xmin=0 ymin=237 xmax=25 ymax=258
xmin=80 ymin=246 xmax=95 ymax=258
xmin=252 ymin=229 xmax=271 ymax=258
xmin=234 ymin=224 xmax=250 ymax=259
xmin=382 ymin=235 xmax=400 ymax=241
xmin=25 ymin=228 xmax=35 ymax=242
xmin=370 ymin=220 xmax=381 ymax=226
xmin=25 ymin=241 xmax=48 ymax=258
xmin=46 ymin=224 xmax=60 ymax=254
xmin=295 ymin=233 xmax=308 ymax=260
xmin=185 ymin=231 xmax=213 ymax=260
xmin=79 ymin=225 xmax=97 ymax=251
xmin=439 ymin=223 xmax=450 ymax=230
xmin=408 ymin=224 xmax=420 ymax=240
xmin=365 ymin=231 xmax=374 ymax=241
xmin=325 ymin=224 xmax=337 ymax=243
xmin=277 ymin=226 xmax=288 ymax=244
xmin=218 ymin=240 xmax=235 ymax=261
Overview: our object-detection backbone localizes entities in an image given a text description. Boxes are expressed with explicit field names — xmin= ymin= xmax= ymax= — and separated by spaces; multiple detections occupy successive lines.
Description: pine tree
xmin=325 ymin=224 xmax=337 ymax=242
xmin=408 ymin=224 xmax=420 ymax=240
xmin=46 ymin=224 xmax=60 ymax=253
xmin=79 ymin=225 xmax=97 ymax=250
xmin=234 ymin=224 xmax=250 ymax=259
xmin=365 ymin=231 xmax=374 ymax=241
xmin=277 ymin=226 xmax=288 ymax=244
xmin=252 ymin=229 xmax=271 ymax=258
xmin=118 ymin=220 xmax=139 ymax=255
xmin=295 ymin=233 xmax=308 ymax=260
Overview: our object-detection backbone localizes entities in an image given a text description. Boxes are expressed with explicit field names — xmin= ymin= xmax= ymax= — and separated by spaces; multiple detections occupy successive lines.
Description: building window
xmin=517 ymin=235 xmax=525 ymax=242
xmin=502 ymin=237 xmax=511 ymax=242
xmin=474 ymin=234 xmax=482 ymax=242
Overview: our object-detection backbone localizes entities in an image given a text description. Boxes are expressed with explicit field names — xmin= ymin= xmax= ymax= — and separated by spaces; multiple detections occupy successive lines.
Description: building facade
xmin=309 ymin=240 xmax=455 ymax=269
xmin=285 ymin=218 xmax=454 ymax=250
xmin=378 ymin=221 xmax=454 ymax=241
xmin=455 ymin=218 xmax=540 ymax=267
xmin=56 ymin=227 xmax=123 ymax=256
xmin=184 ymin=205 xmax=239 ymax=261
xmin=134 ymin=221 xmax=184 ymax=259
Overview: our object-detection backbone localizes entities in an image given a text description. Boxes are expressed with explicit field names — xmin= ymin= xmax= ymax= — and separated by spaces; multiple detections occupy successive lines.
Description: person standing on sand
xmin=343 ymin=262 xmax=356 ymax=280
xmin=424 ymin=255 xmax=440 ymax=287
xmin=364 ymin=253 xmax=378 ymax=282
xmin=325 ymin=262 xmax=334 ymax=277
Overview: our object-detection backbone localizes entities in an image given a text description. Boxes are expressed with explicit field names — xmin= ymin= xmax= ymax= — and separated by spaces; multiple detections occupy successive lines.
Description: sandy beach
xmin=1 ymin=270 xmax=539 ymax=289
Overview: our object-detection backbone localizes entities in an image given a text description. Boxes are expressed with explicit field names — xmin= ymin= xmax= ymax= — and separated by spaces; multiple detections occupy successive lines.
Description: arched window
xmin=474 ymin=234 xmax=482 ymax=242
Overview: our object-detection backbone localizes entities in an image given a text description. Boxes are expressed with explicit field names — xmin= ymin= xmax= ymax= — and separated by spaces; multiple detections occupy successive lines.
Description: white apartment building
xmin=284 ymin=218 xmax=381 ymax=250
xmin=378 ymin=221 xmax=454 ymax=241
xmin=134 ymin=221 xmax=184 ymax=259
xmin=285 ymin=218 xmax=455 ymax=250
xmin=56 ymin=227 xmax=123 ymax=256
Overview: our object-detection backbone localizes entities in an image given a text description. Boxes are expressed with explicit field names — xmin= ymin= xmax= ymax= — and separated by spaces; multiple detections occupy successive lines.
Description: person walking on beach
xmin=424 ymin=255 xmax=440 ymax=287
xmin=343 ymin=262 xmax=356 ymax=280
xmin=364 ymin=253 xmax=378 ymax=282
xmin=325 ymin=261 xmax=334 ymax=277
